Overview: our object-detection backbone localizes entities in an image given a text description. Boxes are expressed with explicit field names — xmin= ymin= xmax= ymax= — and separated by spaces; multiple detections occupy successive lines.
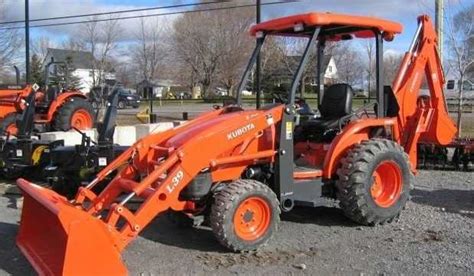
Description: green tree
xmin=48 ymin=56 xmax=83 ymax=90
xmin=30 ymin=54 xmax=45 ymax=87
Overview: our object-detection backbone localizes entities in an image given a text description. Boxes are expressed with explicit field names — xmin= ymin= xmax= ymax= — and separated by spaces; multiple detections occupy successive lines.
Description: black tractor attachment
xmin=45 ymin=90 xmax=128 ymax=198
xmin=0 ymin=91 xmax=64 ymax=179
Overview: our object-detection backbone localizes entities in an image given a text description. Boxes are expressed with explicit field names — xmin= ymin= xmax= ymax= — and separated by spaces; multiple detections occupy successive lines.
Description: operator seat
xmin=36 ymin=86 xmax=60 ymax=112
xmin=296 ymin=83 xmax=353 ymax=142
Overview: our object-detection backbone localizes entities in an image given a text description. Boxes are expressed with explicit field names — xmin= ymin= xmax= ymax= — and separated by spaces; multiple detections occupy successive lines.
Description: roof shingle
xmin=45 ymin=48 xmax=95 ymax=69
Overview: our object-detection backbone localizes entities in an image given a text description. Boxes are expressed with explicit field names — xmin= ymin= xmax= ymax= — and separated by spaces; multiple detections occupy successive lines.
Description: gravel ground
xmin=0 ymin=170 xmax=472 ymax=275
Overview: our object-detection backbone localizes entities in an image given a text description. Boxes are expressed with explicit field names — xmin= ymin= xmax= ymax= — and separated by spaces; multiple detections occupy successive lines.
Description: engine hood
xmin=165 ymin=110 xmax=263 ymax=148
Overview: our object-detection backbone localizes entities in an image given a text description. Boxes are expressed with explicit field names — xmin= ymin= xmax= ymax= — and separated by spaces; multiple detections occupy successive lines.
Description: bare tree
xmin=445 ymin=2 xmax=473 ymax=137
xmin=260 ymin=37 xmax=285 ymax=73
xmin=78 ymin=16 xmax=122 ymax=89
xmin=271 ymin=37 xmax=319 ymax=97
xmin=216 ymin=12 xmax=254 ymax=94
xmin=384 ymin=53 xmax=403 ymax=85
xmin=363 ymin=40 xmax=376 ymax=97
xmin=131 ymin=18 xmax=167 ymax=82
xmin=114 ymin=61 xmax=135 ymax=88
xmin=259 ymin=37 xmax=289 ymax=94
xmin=32 ymin=36 xmax=55 ymax=63
xmin=0 ymin=6 xmax=22 ymax=79
xmin=260 ymin=38 xmax=350 ymax=98
xmin=60 ymin=37 xmax=85 ymax=52
xmin=332 ymin=42 xmax=364 ymax=87
xmin=172 ymin=5 xmax=254 ymax=97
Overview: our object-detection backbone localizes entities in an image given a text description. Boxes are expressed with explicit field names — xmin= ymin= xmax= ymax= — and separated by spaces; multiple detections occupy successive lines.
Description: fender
xmin=46 ymin=92 xmax=87 ymax=121
xmin=322 ymin=118 xmax=397 ymax=178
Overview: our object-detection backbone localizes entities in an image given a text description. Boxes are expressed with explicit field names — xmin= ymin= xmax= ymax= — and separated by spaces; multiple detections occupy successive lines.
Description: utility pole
xmin=25 ymin=0 xmax=30 ymax=83
xmin=435 ymin=0 xmax=444 ymax=60
xmin=255 ymin=0 xmax=261 ymax=109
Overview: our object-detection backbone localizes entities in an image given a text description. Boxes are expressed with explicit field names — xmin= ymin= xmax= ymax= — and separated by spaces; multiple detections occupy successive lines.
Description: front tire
xmin=53 ymin=98 xmax=95 ymax=131
xmin=210 ymin=179 xmax=280 ymax=252
xmin=336 ymin=139 xmax=412 ymax=225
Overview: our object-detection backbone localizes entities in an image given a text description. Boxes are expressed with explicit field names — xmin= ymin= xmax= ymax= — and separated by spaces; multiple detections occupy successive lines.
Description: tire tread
xmin=336 ymin=138 xmax=412 ymax=226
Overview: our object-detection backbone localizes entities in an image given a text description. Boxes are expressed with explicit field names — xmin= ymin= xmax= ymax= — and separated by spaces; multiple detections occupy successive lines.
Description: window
xmin=463 ymin=81 xmax=473 ymax=91
xmin=447 ymin=80 xmax=455 ymax=90
xmin=328 ymin=66 xmax=332 ymax=73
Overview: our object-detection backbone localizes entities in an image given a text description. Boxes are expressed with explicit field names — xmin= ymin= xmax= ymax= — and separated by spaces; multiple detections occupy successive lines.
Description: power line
xmin=0 ymin=0 xmax=231 ymax=26
xmin=0 ymin=0 xmax=300 ymax=30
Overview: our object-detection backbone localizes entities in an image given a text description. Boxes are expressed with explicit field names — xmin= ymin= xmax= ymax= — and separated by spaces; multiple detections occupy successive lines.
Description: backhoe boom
xmin=392 ymin=15 xmax=457 ymax=167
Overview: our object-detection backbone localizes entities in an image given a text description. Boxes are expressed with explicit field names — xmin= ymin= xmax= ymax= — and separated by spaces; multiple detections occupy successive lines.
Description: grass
xmin=128 ymin=99 xmax=474 ymax=138
xmin=138 ymin=97 xmax=371 ymax=109
xmin=457 ymin=116 xmax=474 ymax=137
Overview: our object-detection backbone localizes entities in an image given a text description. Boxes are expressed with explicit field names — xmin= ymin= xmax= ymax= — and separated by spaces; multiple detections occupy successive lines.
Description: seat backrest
xmin=319 ymin=83 xmax=353 ymax=119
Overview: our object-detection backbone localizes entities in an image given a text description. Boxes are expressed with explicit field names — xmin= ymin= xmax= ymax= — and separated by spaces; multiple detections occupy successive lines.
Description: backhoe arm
xmin=391 ymin=15 xmax=457 ymax=167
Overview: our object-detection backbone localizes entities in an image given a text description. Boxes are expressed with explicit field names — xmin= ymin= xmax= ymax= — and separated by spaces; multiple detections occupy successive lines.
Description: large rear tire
xmin=210 ymin=179 xmax=280 ymax=252
xmin=0 ymin=113 xmax=19 ymax=136
xmin=336 ymin=138 xmax=412 ymax=225
xmin=53 ymin=98 xmax=95 ymax=131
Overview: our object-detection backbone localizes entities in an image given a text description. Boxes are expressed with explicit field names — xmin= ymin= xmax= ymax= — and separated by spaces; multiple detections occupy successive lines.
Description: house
xmin=43 ymin=48 xmax=116 ymax=94
xmin=136 ymin=79 xmax=194 ymax=99
xmin=136 ymin=79 xmax=161 ymax=99
xmin=317 ymin=56 xmax=338 ymax=85
xmin=445 ymin=79 xmax=474 ymax=99
xmin=271 ymin=55 xmax=338 ymax=91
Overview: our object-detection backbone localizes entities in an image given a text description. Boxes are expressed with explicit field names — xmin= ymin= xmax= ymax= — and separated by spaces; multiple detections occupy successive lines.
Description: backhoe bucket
xmin=16 ymin=179 xmax=127 ymax=275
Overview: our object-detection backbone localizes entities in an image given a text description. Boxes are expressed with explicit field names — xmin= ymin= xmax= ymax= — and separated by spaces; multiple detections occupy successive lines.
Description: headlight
xmin=126 ymin=96 xmax=133 ymax=100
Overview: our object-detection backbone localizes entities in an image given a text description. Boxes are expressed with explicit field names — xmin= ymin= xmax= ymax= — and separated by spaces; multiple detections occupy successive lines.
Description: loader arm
xmin=16 ymin=105 xmax=283 ymax=274
xmin=79 ymin=106 xmax=283 ymax=249
xmin=391 ymin=15 xmax=457 ymax=167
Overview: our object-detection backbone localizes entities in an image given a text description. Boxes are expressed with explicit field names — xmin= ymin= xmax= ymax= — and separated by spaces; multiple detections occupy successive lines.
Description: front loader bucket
xmin=16 ymin=179 xmax=127 ymax=275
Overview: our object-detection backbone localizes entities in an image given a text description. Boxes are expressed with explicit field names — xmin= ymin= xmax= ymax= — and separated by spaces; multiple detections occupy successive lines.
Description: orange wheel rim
xmin=70 ymin=109 xmax=93 ymax=130
xmin=233 ymin=197 xmax=271 ymax=241
xmin=5 ymin=123 xmax=18 ymax=136
xmin=370 ymin=161 xmax=403 ymax=208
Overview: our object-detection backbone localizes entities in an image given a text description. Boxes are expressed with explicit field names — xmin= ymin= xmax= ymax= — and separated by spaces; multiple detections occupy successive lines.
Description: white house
xmin=274 ymin=55 xmax=338 ymax=88
xmin=444 ymin=79 xmax=474 ymax=99
xmin=43 ymin=48 xmax=116 ymax=94
xmin=309 ymin=55 xmax=338 ymax=87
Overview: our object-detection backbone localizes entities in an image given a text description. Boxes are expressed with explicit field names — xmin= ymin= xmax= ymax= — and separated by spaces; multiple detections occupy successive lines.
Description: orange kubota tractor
xmin=0 ymin=61 xmax=94 ymax=135
xmin=16 ymin=13 xmax=456 ymax=275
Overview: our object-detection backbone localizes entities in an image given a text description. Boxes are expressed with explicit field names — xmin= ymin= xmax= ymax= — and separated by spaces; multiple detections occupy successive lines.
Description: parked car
xmin=118 ymin=89 xmax=141 ymax=109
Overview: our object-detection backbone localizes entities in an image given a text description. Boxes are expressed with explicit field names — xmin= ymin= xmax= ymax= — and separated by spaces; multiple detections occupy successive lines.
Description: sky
xmin=0 ymin=0 xmax=467 ymax=56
